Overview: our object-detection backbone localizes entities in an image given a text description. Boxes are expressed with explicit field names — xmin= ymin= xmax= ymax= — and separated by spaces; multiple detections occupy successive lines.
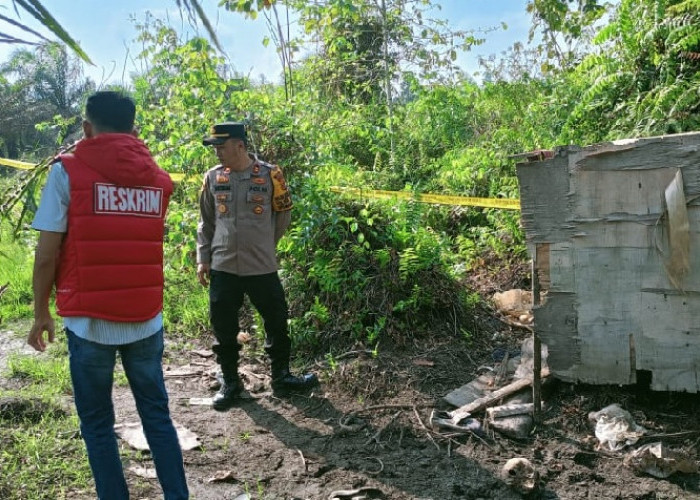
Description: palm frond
xmin=668 ymin=0 xmax=700 ymax=16
xmin=0 ymin=142 xmax=76 ymax=234
xmin=0 ymin=12 xmax=50 ymax=41
xmin=11 ymin=0 xmax=92 ymax=64
xmin=176 ymin=0 xmax=224 ymax=52
xmin=0 ymin=32 xmax=39 ymax=44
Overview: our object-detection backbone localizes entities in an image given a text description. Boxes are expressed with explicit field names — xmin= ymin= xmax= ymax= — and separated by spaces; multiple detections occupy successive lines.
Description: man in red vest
xmin=27 ymin=91 xmax=188 ymax=499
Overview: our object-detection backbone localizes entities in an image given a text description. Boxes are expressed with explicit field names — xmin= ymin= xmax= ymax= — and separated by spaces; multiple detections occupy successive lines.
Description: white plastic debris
xmin=588 ymin=404 xmax=646 ymax=451
xmin=115 ymin=421 xmax=202 ymax=451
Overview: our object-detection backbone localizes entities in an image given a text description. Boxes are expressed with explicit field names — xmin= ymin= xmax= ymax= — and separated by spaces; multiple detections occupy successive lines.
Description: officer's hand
xmin=27 ymin=314 xmax=55 ymax=352
xmin=197 ymin=263 xmax=211 ymax=287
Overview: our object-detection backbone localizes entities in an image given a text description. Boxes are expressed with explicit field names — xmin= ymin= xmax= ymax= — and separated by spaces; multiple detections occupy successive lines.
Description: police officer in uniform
xmin=197 ymin=122 xmax=317 ymax=411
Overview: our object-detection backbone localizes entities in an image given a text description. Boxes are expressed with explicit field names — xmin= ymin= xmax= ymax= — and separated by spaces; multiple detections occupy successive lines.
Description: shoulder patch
xmin=270 ymin=165 xmax=293 ymax=212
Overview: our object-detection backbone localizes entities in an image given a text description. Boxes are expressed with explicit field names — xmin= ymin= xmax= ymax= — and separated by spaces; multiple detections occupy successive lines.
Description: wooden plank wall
xmin=516 ymin=132 xmax=700 ymax=392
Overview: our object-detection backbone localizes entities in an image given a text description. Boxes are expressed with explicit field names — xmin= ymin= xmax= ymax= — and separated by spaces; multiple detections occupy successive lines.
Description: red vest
xmin=55 ymin=134 xmax=173 ymax=322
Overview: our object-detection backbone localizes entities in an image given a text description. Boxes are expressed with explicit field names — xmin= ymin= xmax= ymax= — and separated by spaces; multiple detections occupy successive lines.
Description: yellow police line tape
xmin=330 ymin=187 xmax=520 ymax=210
xmin=0 ymin=157 xmax=35 ymax=170
xmin=1 ymin=157 xmax=519 ymax=210
xmin=1 ymin=157 xmax=190 ymax=182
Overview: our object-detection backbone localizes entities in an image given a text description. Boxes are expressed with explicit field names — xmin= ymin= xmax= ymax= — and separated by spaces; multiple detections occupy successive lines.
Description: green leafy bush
xmin=279 ymin=176 xmax=482 ymax=356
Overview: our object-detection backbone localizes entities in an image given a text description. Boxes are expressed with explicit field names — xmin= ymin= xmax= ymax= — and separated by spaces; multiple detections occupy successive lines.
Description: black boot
xmin=271 ymin=368 xmax=318 ymax=395
xmin=212 ymin=373 xmax=242 ymax=411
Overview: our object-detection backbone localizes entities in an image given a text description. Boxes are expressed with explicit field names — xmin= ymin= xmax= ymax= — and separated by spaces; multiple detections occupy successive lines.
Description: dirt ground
xmin=2 ymin=261 xmax=700 ymax=499
xmin=4 ymin=325 xmax=700 ymax=500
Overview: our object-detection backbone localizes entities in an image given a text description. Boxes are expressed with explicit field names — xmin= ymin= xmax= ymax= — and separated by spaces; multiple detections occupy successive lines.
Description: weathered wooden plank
xmin=516 ymin=156 xmax=571 ymax=244
xmin=572 ymin=135 xmax=700 ymax=197
xmin=448 ymin=377 xmax=535 ymax=424
xmin=547 ymin=243 xmax=575 ymax=292
xmin=487 ymin=403 xmax=535 ymax=419
xmin=575 ymin=133 xmax=700 ymax=170
xmin=634 ymin=295 xmax=700 ymax=391
xmin=641 ymin=206 xmax=700 ymax=292
xmin=638 ymin=291 xmax=700 ymax=344
xmin=535 ymin=242 xmax=551 ymax=289
xmin=533 ymin=292 xmax=579 ymax=377
xmin=572 ymin=168 xmax=677 ymax=219
xmin=442 ymin=372 xmax=495 ymax=408
xmin=518 ymin=132 xmax=700 ymax=392
xmin=570 ymin=219 xmax=658 ymax=248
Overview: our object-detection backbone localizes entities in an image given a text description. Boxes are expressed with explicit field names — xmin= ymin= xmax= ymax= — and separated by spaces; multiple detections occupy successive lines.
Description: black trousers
xmin=209 ymin=270 xmax=291 ymax=375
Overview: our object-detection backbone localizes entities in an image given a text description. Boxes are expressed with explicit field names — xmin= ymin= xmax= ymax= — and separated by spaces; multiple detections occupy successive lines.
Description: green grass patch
xmin=4 ymin=328 xmax=71 ymax=396
xmin=163 ymin=265 xmax=209 ymax=341
xmin=0 ymin=325 xmax=92 ymax=499
xmin=0 ymin=329 xmax=134 ymax=499
xmin=6 ymin=352 xmax=72 ymax=396
xmin=0 ymin=229 xmax=35 ymax=323
xmin=0 ymin=410 xmax=93 ymax=499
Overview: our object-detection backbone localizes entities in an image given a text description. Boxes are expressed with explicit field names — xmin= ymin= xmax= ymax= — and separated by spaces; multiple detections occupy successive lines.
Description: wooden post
xmin=532 ymin=249 xmax=542 ymax=424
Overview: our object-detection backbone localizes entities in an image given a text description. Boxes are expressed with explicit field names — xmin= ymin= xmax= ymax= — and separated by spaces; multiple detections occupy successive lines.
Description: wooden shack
xmin=516 ymin=132 xmax=700 ymax=393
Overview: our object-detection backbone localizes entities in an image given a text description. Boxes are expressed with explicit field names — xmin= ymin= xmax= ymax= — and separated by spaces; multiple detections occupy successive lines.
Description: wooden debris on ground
xmin=442 ymin=371 xmax=496 ymax=408
xmin=328 ymin=486 xmax=385 ymax=500
xmin=436 ymin=337 xmax=550 ymax=440
xmin=163 ymin=364 xmax=204 ymax=378
xmin=486 ymin=403 xmax=535 ymax=420
xmin=207 ymin=470 xmax=238 ymax=483
xmin=448 ymin=376 xmax=535 ymax=425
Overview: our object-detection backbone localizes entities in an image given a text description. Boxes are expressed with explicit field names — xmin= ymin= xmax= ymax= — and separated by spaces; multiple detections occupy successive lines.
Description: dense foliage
xmin=1 ymin=0 xmax=699 ymax=360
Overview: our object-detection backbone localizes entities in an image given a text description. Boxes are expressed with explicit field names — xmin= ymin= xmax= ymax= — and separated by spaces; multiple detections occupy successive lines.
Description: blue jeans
xmin=67 ymin=329 xmax=189 ymax=500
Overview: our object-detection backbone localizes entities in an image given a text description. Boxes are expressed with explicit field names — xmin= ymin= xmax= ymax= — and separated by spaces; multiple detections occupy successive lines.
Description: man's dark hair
xmin=85 ymin=91 xmax=136 ymax=133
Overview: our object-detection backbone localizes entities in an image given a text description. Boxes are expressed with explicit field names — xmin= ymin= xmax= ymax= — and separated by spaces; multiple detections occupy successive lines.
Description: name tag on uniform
xmin=214 ymin=185 xmax=231 ymax=192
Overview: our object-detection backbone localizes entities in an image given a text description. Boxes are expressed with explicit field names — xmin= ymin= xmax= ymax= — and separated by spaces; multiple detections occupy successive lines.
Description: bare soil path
xmin=5 ymin=324 xmax=699 ymax=500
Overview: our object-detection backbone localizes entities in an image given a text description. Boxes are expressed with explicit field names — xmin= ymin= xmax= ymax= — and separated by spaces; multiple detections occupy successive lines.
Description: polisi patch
xmin=94 ymin=183 xmax=163 ymax=218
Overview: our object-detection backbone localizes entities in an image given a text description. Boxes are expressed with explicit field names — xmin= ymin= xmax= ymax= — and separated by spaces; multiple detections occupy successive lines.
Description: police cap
xmin=202 ymin=122 xmax=247 ymax=146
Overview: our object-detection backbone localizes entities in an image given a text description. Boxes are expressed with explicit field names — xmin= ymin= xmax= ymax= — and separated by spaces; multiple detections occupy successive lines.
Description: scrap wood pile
xmin=432 ymin=335 xmax=548 ymax=442
xmin=428 ymin=288 xmax=546 ymax=441
xmin=426 ymin=288 xmax=700 ymax=495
